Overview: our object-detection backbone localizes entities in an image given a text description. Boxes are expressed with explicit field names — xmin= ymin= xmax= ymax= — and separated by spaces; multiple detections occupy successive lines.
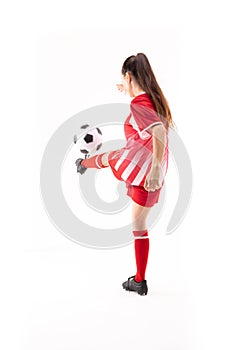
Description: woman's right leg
xmin=132 ymin=201 xmax=152 ymax=283
xmin=132 ymin=201 xmax=151 ymax=230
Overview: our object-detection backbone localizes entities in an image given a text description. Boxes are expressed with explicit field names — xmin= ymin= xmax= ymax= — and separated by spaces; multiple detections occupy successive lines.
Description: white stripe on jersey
xmin=114 ymin=149 xmax=130 ymax=171
xmin=120 ymin=148 xmax=145 ymax=182
xmin=129 ymin=114 xmax=149 ymax=140
xmin=130 ymin=114 xmax=153 ymax=140
xmin=130 ymin=155 xmax=152 ymax=185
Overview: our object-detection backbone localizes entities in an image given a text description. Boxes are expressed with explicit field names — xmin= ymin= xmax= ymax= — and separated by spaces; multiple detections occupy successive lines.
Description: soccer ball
xmin=73 ymin=124 xmax=103 ymax=155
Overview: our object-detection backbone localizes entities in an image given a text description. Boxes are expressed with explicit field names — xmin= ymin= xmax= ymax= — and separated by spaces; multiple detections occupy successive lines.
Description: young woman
xmin=75 ymin=53 xmax=174 ymax=296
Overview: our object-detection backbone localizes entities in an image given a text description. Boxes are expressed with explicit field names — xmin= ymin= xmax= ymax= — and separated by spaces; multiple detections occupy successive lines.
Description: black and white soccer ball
xmin=73 ymin=124 xmax=103 ymax=155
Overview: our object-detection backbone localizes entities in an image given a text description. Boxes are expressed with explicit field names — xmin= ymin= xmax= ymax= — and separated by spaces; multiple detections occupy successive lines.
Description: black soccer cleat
xmin=75 ymin=158 xmax=87 ymax=175
xmin=122 ymin=275 xmax=148 ymax=296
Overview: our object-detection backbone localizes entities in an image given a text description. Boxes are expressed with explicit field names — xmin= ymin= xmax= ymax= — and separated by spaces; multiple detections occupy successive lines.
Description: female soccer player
xmin=75 ymin=53 xmax=174 ymax=296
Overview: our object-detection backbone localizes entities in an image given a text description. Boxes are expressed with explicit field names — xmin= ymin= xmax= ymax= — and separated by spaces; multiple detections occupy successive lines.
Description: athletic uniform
xmin=108 ymin=92 xmax=169 ymax=207
xmin=75 ymin=91 xmax=170 ymax=291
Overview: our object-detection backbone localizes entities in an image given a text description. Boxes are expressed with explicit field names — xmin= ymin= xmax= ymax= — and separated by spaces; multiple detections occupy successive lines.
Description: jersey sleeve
xmin=130 ymin=100 xmax=163 ymax=135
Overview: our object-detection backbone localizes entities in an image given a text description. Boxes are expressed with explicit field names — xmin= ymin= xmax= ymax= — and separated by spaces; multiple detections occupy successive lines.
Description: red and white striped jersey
xmin=108 ymin=93 xmax=169 ymax=187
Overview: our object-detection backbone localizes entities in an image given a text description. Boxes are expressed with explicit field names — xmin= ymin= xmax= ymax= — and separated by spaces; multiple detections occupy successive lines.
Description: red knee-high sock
xmin=133 ymin=229 xmax=149 ymax=282
xmin=81 ymin=153 xmax=108 ymax=169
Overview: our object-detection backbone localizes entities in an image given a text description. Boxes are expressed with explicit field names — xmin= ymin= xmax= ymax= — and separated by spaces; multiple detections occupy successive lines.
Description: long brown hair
xmin=121 ymin=53 xmax=174 ymax=128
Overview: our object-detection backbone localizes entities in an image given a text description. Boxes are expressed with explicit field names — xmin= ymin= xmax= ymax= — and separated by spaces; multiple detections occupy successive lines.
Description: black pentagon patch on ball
xmin=84 ymin=134 xmax=93 ymax=143
xmin=96 ymin=127 xmax=102 ymax=135
xmin=96 ymin=143 xmax=102 ymax=151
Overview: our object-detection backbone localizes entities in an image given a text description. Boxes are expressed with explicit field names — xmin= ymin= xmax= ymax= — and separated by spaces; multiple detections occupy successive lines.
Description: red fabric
xmin=81 ymin=153 xmax=108 ymax=169
xmin=107 ymin=151 xmax=125 ymax=180
xmin=133 ymin=230 xmax=149 ymax=282
xmin=126 ymin=182 xmax=161 ymax=207
xmin=107 ymin=93 xmax=169 ymax=187
xmin=130 ymin=96 xmax=162 ymax=133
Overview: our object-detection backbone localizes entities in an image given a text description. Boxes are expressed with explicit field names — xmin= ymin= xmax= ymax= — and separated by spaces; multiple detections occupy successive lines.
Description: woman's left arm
xmin=144 ymin=124 xmax=166 ymax=192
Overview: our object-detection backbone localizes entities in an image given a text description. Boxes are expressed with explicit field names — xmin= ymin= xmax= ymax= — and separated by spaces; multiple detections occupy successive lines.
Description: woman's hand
xmin=144 ymin=165 xmax=161 ymax=192
xmin=116 ymin=84 xmax=127 ymax=94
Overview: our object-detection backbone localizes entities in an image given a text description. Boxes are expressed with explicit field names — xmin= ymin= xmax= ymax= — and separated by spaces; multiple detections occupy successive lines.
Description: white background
xmin=1 ymin=1 xmax=233 ymax=349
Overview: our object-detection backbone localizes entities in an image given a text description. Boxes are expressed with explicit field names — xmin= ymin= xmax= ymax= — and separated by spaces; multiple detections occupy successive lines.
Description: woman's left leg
xmin=100 ymin=151 xmax=112 ymax=166
xmin=80 ymin=151 xmax=112 ymax=169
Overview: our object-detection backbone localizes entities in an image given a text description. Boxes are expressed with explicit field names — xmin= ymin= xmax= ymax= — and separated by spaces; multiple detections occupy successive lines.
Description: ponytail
xmin=121 ymin=53 xmax=174 ymax=128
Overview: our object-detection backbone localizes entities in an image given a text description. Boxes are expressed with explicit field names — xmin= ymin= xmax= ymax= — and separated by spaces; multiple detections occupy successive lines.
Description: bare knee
xmin=132 ymin=203 xmax=151 ymax=230
xmin=133 ymin=219 xmax=147 ymax=230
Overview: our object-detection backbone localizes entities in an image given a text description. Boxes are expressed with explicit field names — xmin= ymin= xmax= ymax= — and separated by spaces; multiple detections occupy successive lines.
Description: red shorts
xmin=126 ymin=182 xmax=161 ymax=207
